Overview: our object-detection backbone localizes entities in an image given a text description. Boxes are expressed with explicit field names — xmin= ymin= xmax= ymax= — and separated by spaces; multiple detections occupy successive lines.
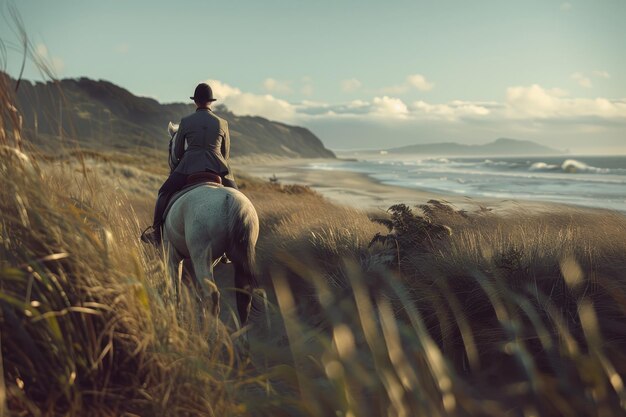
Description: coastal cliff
xmin=3 ymin=73 xmax=335 ymax=159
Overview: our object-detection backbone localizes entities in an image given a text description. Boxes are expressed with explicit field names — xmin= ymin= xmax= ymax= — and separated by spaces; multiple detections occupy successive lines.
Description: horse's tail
xmin=227 ymin=193 xmax=259 ymax=325
xmin=229 ymin=198 xmax=259 ymax=283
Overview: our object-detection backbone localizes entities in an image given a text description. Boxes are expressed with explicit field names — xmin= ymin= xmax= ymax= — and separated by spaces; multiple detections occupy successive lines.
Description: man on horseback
xmin=141 ymin=82 xmax=238 ymax=246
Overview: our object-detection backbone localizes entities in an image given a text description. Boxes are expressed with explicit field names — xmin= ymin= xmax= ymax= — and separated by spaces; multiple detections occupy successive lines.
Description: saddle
xmin=162 ymin=171 xmax=223 ymax=221
xmin=186 ymin=171 xmax=222 ymax=187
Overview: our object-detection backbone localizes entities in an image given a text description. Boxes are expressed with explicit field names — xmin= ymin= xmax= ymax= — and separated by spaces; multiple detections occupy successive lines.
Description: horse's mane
xmin=168 ymin=122 xmax=179 ymax=136
xmin=167 ymin=122 xmax=180 ymax=171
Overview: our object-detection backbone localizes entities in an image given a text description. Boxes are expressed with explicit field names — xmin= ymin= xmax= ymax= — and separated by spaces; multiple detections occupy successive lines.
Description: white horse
xmin=163 ymin=123 xmax=259 ymax=325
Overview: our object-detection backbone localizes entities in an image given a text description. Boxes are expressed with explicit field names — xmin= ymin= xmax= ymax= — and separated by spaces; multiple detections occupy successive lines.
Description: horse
xmin=163 ymin=122 xmax=259 ymax=325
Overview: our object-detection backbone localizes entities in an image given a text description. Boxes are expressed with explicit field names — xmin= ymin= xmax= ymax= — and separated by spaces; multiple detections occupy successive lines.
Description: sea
xmin=309 ymin=153 xmax=626 ymax=213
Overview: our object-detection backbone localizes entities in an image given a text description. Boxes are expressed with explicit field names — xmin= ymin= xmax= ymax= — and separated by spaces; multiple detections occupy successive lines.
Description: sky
xmin=1 ymin=0 xmax=625 ymax=153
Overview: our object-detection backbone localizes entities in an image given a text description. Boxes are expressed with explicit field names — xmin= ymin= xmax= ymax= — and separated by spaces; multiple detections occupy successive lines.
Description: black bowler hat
xmin=190 ymin=83 xmax=216 ymax=102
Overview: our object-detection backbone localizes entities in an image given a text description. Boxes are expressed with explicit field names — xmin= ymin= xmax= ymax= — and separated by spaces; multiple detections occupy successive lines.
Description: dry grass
xmin=4 ymin=114 xmax=626 ymax=417
xmin=243 ymin=178 xmax=626 ymax=416
xmin=0 ymin=146 xmax=268 ymax=416
xmin=360 ymin=202 xmax=626 ymax=415
xmin=243 ymin=177 xmax=384 ymax=271
xmin=3 ymin=23 xmax=626 ymax=416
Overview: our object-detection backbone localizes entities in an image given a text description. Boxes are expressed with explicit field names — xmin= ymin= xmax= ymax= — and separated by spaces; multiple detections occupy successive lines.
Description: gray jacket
xmin=172 ymin=108 xmax=234 ymax=181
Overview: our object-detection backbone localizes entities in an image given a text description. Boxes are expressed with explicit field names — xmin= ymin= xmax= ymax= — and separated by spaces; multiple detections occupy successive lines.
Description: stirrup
xmin=221 ymin=254 xmax=232 ymax=264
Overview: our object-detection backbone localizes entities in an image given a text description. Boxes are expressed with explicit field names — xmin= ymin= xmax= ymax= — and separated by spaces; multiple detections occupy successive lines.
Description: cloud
xmin=204 ymin=79 xmax=625 ymax=153
xmin=204 ymin=79 xmax=625 ymax=130
xmin=35 ymin=43 xmax=65 ymax=74
xmin=505 ymin=84 xmax=626 ymax=120
xmin=294 ymin=99 xmax=372 ymax=117
xmin=571 ymin=72 xmax=592 ymax=88
xmin=406 ymin=74 xmax=434 ymax=91
xmin=208 ymin=79 xmax=243 ymax=98
xmin=381 ymin=74 xmax=434 ymax=94
xmin=411 ymin=100 xmax=491 ymax=121
xmin=506 ymin=84 xmax=572 ymax=118
xmin=226 ymin=94 xmax=296 ymax=120
xmin=294 ymin=96 xmax=413 ymax=120
xmin=305 ymin=84 xmax=625 ymax=124
xmin=262 ymin=78 xmax=293 ymax=94
xmin=306 ymin=96 xmax=491 ymax=123
xmin=371 ymin=96 xmax=409 ymax=118
xmin=206 ymin=79 xmax=296 ymax=121
xmin=341 ymin=78 xmax=362 ymax=92
xmin=593 ymin=70 xmax=610 ymax=79
xmin=569 ymin=71 xmax=610 ymax=88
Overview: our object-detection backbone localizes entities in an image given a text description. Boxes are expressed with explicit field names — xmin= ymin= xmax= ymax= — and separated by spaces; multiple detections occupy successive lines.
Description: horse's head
xmin=167 ymin=122 xmax=179 ymax=139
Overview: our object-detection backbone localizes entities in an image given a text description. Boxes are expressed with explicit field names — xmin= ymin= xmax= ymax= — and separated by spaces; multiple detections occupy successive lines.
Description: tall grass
xmin=1 ymin=28 xmax=264 ymax=412
xmin=3 ymin=15 xmax=626 ymax=416
xmin=0 ymin=145 xmax=272 ymax=415
xmin=4 ymin=146 xmax=626 ymax=415
xmin=245 ymin=201 xmax=626 ymax=416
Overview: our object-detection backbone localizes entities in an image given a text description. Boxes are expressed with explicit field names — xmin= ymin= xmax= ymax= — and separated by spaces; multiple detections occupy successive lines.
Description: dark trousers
xmin=152 ymin=172 xmax=188 ymax=227
xmin=152 ymin=172 xmax=238 ymax=227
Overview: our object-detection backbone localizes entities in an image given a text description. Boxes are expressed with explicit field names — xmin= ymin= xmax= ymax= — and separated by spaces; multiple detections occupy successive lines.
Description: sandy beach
xmin=235 ymin=157 xmax=574 ymax=214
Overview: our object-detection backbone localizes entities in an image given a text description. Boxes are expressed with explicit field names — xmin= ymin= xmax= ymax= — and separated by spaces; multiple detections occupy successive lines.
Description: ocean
xmin=310 ymin=154 xmax=626 ymax=212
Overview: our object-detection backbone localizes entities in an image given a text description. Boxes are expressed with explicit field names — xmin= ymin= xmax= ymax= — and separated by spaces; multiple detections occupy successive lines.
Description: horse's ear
xmin=168 ymin=122 xmax=179 ymax=136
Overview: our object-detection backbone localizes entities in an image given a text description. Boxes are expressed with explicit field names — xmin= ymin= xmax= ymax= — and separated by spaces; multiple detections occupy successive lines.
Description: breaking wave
xmin=527 ymin=159 xmax=610 ymax=174
xmin=560 ymin=159 xmax=609 ymax=174
xmin=529 ymin=162 xmax=560 ymax=171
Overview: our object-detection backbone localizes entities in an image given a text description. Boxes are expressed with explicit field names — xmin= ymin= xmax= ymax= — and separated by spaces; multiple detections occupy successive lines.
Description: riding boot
xmin=140 ymin=224 xmax=162 ymax=247
xmin=141 ymin=172 xmax=188 ymax=246
xmin=140 ymin=191 xmax=168 ymax=247
xmin=152 ymin=191 xmax=170 ymax=228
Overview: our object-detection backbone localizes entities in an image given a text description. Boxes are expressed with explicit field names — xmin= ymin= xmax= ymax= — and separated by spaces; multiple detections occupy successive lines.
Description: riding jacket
xmin=172 ymin=108 xmax=234 ymax=182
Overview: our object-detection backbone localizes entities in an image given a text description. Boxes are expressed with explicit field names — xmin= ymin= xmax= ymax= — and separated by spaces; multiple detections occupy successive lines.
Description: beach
xmin=236 ymin=157 xmax=585 ymax=215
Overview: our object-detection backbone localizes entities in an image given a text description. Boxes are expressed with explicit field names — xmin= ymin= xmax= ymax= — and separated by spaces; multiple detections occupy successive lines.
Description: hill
xmin=3 ymin=73 xmax=335 ymax=158
xmin=387 ymin=137 xmax=563 ymax=155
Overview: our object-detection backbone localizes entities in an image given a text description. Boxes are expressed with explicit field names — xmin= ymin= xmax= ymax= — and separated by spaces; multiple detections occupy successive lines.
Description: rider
xmin=141 ymin=82 xmax=238 ymax=246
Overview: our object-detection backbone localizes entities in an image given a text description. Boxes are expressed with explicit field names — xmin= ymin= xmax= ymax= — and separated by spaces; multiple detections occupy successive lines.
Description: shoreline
xmin=235 ymin=157 xmax=587 ymax=215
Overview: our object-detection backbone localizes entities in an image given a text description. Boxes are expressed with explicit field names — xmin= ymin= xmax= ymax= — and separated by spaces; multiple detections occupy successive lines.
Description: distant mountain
xmin=387 ymin=138 xmax=563 ymax=156
xmin=3 ymin=73 xmax=335 ymax=159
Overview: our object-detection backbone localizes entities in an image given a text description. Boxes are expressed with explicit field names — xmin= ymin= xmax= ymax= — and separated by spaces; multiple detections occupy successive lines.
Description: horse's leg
xmin=166 ymin=243 xmax=183 ymax=303
xmin=181 ymin=258 xmax=198 ymax=297
xmin=233 ymin=261 xmax=254 ymax=326
xmin=189 ymin=245 xmax=220 ymax=317
xmin=229 ymin=238 xmax=258 ymax=326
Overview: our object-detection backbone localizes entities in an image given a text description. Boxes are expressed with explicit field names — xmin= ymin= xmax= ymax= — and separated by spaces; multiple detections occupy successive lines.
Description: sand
xmin=234 ymin=157 xmax=571 ymax=214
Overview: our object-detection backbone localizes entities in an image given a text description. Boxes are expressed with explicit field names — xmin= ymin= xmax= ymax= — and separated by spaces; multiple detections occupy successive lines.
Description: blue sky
xmin=1 ymin=0 xmax=625 ymax=152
